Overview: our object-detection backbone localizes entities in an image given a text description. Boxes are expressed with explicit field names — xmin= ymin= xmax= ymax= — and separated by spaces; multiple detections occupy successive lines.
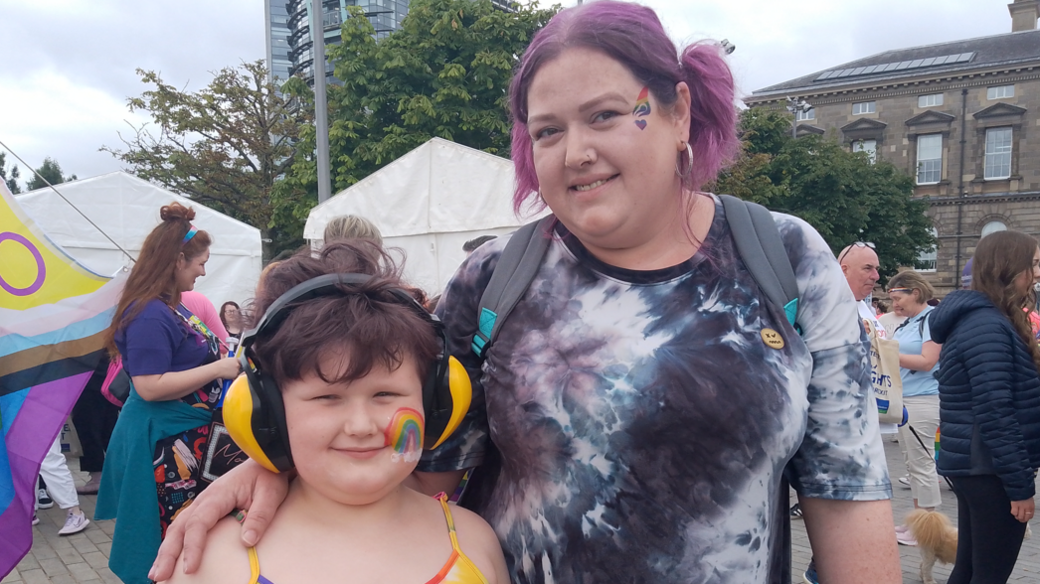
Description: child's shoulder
xmin=161 ymin=515 xmax=252 ymax=584
xmin=440 ymin=499 xmax=508 ymax=584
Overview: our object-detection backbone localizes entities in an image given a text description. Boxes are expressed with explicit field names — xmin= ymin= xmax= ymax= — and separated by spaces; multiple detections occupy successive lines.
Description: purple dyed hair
xmin=508 ymin=0 xmax=739 ymax=214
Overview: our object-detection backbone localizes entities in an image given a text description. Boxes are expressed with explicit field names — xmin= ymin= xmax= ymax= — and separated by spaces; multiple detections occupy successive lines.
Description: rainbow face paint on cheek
xmin=384 ymin=407 xmax=424 ymax=463
xmin=633 ymin=86 xmax=651 ymax=130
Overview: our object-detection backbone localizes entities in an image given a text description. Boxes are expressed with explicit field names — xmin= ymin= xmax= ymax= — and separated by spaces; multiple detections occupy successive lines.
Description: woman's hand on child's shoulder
xmin=159 ymin=516 xmax=253 ymax=584
xmin=450 ymin=504 xmax=510 ymax=584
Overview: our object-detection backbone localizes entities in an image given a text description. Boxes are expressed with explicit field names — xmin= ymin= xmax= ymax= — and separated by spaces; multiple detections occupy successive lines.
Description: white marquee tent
xmin=304 ymin=138 xmax=546 ymax=294
xmin=18 ymin=172 xmax=262 ymax=306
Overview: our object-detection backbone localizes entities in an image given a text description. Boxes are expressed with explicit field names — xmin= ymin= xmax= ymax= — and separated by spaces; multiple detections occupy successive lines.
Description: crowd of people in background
xmin=36 ymin=3 xmax=1040 ymax=584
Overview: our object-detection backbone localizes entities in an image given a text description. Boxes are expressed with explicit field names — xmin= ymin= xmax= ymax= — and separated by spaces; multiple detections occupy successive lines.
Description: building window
xmin=918 ymin=94 xmax=943 ymax=107
xmin=987 ymin=85 xmax=1014 ymax=100
xmin=915 ymin=228 xmax=938 ymax=272
xmin=852 ymin=101 xmax=876 ymax=115
xmin=852 ymin=139 xmax=877 ymax=163
xmin=981 ymin=220 xmax=1007 ymax=238
xmin=795 ymin=107 xmax=815 ymax=121
xmin=984 ymin=127 xmax=1012 ymax=180
xmin=916 ymin=134 xmax=942 ymax=185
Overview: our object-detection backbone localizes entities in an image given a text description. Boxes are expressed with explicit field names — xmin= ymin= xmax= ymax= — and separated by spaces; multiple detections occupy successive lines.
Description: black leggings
xmin=947 ymin=475 xmax=1029 ymax=584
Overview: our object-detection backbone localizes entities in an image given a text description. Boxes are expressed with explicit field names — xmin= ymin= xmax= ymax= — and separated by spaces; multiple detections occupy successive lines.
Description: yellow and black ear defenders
xmin=223 ymin=273 xmax=472 ymax=474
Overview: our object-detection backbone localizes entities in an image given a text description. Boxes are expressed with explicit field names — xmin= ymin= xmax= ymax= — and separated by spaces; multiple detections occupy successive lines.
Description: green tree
xmin=25 ymin=157 xmax=75 ymax=191
xmin=0 ymin=152 xmax=21 ymax=193
xmin=715 ymin=109 xmax=934 ymax=278
xmin=271 ymin=0 xmax=559 ymax=247
xmin=102 ymin=61 xmax=312 ymax=256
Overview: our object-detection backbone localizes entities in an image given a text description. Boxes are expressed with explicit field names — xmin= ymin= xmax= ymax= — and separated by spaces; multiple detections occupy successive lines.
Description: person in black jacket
xmin=929 ymin=229 xmax=1040 ymax=584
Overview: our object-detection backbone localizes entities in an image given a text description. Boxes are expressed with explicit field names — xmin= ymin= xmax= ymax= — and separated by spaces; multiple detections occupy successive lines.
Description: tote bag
xmin=865 ymin=319 xmax=905 ymax=425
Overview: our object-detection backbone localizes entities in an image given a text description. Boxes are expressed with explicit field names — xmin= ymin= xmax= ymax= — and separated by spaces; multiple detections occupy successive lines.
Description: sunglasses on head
xmin=887 ymin=287 xmax=912 ymax=295
xmin=838 ymin=241 xmax=876 ymax=264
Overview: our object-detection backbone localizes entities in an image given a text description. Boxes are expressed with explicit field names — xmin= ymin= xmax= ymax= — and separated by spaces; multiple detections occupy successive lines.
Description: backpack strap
xmin=471 ymin=216 xmax=555 ymax=357
xmin=719 ymin=195 xmax=801 ymax=330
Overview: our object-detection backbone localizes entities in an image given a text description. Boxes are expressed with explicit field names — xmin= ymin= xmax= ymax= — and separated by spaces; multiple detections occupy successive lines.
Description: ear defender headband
xmin=223 ymin=273 xmax=472 ymax=473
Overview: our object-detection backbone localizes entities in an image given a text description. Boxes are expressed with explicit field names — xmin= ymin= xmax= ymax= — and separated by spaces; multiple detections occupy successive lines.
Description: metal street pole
xmin=311 ymin=0 xmax=332 ymax=204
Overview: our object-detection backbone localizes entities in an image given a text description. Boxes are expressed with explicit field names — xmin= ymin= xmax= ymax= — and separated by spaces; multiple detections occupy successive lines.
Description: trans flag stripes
xmin=0 ymin=180 xmax=125 ymax=577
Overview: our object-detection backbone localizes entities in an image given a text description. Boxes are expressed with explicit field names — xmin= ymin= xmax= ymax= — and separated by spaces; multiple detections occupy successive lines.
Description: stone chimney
xmin=1009 ymin=0 xmax=1040 ymax=32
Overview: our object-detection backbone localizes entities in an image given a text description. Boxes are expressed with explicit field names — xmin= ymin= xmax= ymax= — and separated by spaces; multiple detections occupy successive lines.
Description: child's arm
xmin=160 ymin=516 xmax=252 ymax=584
xmin=450 ymin=505 xmax=510 ymax=584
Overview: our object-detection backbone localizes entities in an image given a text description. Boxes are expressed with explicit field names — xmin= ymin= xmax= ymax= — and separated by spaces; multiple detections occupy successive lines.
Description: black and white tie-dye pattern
xmin=422 ymin=196 xmax=891 ymax=584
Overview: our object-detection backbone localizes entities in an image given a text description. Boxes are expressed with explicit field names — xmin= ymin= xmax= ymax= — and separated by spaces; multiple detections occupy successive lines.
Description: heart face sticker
xmin=634 ymin=119 xmax=647 ymax=130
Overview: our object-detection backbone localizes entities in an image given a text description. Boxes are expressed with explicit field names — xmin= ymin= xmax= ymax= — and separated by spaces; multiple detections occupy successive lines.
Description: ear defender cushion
xmin=223 ymin=356 xmax=294 ymax=473
xmin=428 ymin=356 xmax=472 ymax=450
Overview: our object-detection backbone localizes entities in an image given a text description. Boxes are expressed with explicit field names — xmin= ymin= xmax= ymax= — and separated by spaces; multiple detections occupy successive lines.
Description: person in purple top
xmin=97 ymin=202 xmax=241 ymax=584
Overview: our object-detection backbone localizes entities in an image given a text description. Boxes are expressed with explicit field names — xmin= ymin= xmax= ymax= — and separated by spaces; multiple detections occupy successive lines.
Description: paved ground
xmin=790 ymin=436 xmax=1040 ymax=583
xmin=4 ymin=438 xmax=1040 ymax=583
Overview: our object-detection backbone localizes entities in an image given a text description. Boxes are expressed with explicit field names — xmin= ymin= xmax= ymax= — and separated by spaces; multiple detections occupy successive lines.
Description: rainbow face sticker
xmin=384 ymin=408 xmax=424 ymax=463
xmin=633 ymin=86 xmax=651 ymax=130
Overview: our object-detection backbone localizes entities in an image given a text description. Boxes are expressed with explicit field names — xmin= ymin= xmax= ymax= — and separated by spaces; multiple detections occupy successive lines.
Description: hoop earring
xmin=675 ymin=141 xmax=694 ymax=178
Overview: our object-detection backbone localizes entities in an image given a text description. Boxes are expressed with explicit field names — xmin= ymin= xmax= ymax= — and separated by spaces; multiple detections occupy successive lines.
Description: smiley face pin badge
xmin=760 ymin=328 xmax=785 ymax=350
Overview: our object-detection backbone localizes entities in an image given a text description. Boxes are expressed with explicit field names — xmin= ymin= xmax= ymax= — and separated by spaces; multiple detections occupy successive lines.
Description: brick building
xmin=745 ymin=0 xmax=1040 ymax=295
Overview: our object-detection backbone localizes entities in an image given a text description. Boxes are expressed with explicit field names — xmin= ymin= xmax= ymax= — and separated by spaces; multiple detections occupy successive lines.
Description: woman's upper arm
xmin=920 ymin=340 xmax=941 ymax=370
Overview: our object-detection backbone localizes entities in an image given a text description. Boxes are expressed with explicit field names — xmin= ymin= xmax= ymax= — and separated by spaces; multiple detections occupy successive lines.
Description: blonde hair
xmin=323 ymin=215 xmax=383 ymax=247
xmin=886 ymin=270 xmax=935 ymax=304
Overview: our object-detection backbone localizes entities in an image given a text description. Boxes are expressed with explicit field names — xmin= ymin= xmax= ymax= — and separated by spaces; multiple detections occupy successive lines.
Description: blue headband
xmin=182 ymin=226 xmax=198 ymax=246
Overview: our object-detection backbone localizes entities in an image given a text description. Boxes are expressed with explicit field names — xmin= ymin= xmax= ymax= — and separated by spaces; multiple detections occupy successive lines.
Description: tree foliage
xmin=714 ymin=109 xmax=935 ymax=278
xmin=26 ymin=157 xmax=76 ymax=191
xmin=0 ymin=152 xmax=21 ymax=193
xmin=271 ymin=0 xmax=559 ymax=246
xmin=102 ymin=61 xmax=312 ymax=256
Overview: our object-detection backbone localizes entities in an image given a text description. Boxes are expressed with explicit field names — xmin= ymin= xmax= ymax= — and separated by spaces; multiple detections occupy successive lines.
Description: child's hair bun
xmin=160 ymin=202 xmax=196 ymax=222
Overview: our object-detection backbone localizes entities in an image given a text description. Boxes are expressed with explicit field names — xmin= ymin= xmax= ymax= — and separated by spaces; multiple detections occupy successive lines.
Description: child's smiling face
xmin=282 ymin=347 xmax=425 ymax=505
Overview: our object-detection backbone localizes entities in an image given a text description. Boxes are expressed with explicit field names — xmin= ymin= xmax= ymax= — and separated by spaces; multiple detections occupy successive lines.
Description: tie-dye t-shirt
xmin=421 ymin=196 xmax=891 ymax=584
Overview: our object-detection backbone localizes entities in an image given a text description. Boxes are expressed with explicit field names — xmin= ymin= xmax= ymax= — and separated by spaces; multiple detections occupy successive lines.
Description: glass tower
xmin=269 ymin=0 xmax=514 ymax=87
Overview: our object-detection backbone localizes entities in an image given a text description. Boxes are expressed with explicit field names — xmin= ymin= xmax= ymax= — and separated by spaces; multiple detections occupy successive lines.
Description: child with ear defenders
xmin=161 ymin=241 xmax=508 ymax=584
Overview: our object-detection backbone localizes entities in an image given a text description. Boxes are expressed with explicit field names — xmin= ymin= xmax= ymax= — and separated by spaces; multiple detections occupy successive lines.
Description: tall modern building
xmin=265 ymin=0 xmax=513 ymax=87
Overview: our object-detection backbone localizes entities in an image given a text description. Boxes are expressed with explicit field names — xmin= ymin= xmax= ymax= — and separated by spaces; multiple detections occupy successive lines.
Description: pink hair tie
xmin=182 ymin=225 xmax=198 ymax=246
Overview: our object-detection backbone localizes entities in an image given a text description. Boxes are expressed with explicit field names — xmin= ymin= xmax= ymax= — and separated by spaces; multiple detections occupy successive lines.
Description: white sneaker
xmin=36 ymin=488 xmax=53 ymax=509
xmin=32 ymin=513 xmax=40 ymax=526
xmin=58 ymin=510 xmax=89 ymax=536
xmin=898 ymin=475 xmax=910 ymax=488
xmin=896 ymin=529 xmax=918 ymax=546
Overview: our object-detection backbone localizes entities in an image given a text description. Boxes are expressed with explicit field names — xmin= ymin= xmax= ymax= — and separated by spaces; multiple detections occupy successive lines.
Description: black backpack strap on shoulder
xmin=720 ymin=195 xmax=801 ymax=330
xmin=471 ymin=215 xmax=555 ymax=358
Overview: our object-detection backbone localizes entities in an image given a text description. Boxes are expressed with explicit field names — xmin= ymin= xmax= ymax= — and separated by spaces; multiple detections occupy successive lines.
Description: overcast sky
xmin=0 ymin=0 xmax=1018 ymax=186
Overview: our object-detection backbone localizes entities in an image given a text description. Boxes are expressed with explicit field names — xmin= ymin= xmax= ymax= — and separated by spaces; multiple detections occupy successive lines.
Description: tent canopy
xmin=304 ymin=138 xmax=545 ymax=294
xmin=18 ymin=171 xmax=262 ymax=306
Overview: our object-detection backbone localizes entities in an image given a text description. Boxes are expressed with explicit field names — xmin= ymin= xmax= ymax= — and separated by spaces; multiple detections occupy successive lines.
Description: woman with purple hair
xmin=151 ymin=2 xmax=898 ymax=582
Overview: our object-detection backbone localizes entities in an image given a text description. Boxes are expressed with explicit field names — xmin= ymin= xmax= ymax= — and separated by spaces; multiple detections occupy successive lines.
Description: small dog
xmin=905 ymin=509 xmax=957 ymax=584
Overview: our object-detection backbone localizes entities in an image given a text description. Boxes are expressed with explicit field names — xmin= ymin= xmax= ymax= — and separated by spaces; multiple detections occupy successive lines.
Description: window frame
xmin=852 ymin=139 xmax=877 ymax=164
xmin=984 ymin=127 xmax=1013 ymax=180
xmin=852 ymin=101 xmax=876 ymax=115
xmin=916 ymin=134 xmax=943 ymax=185
xmin=986 ymin=85 xmax=1014 ymax=100
xmin=918 ymin=94 xmax=943 ymax=108
xmin=914 ymin=227 xmax=938 ymax=273
xmin=795 ymin=107 xmax=815 ymax=121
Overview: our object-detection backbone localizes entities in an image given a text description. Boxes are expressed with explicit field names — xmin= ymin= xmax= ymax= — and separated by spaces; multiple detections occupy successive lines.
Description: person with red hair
xmin=96 ymin=202 xmax=240 ymax=584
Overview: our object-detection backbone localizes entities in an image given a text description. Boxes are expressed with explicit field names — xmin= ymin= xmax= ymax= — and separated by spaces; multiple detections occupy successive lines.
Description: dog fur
xmin=906 ymin=509 xmax=957 ymax=584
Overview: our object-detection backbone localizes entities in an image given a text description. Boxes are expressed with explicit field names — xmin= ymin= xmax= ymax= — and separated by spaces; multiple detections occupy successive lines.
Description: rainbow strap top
xmin=245 ymin=493 xmax=490 ymax=584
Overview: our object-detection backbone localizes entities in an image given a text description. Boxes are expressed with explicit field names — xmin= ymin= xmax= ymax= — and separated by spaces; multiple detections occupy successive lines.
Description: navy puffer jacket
xmin=929 ymin=290 xmax=1040 ymax=501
